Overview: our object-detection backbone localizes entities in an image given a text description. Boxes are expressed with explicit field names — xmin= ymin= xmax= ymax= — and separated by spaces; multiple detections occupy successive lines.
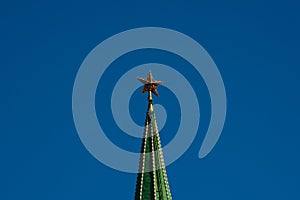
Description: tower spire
xmin=135 ymin=72 xmax=172 ymax=200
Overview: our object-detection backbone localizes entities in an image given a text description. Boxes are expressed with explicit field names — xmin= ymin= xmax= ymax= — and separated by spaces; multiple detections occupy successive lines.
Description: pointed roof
xmin=134 ymin=72 xmax=172 ymax=200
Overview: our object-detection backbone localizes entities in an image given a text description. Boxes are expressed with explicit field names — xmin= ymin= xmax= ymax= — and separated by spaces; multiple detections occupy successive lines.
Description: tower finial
xmin=136 ymin=71 xmax=163 ymax=99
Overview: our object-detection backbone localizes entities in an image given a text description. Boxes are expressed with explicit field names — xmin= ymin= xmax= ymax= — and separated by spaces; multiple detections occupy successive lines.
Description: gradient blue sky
xmin=1 ymin=1 xmax=300 ymax=199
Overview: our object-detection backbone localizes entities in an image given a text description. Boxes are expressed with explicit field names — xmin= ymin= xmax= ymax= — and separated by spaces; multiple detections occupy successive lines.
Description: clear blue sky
xmin=1 ymin=0 xmax=300 ymax=199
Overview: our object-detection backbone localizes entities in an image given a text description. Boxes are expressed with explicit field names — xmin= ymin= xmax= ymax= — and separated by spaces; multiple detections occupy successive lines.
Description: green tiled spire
xmin=135 ymin=72 xmax=172 ymax=200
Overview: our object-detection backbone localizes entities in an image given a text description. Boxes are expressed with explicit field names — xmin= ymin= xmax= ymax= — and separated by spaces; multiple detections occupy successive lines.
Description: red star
xmin=136 ymin=71 xmax=163 ymax=96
